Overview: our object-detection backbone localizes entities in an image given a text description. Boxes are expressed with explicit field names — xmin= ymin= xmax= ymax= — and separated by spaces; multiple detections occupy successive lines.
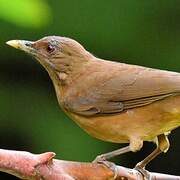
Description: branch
xmin=0 ymin=149 xmax=179 ymax=180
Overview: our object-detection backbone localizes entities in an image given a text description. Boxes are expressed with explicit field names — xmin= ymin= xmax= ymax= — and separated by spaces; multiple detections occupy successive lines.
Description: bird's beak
xmin=6 ymin=40 xmax=36 ymax=54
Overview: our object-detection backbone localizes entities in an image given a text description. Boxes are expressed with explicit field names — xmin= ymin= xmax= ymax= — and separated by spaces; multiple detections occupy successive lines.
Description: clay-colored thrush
xmin=6 ymin=36 xmax=180 ymax=179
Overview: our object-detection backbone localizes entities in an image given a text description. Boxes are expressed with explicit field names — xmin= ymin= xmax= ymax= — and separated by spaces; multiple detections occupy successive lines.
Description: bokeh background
xmin=0 ymin=0 xmax=180 ymax=179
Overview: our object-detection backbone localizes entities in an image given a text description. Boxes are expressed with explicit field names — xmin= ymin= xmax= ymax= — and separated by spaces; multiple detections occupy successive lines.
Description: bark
xmin=0 ymin=149 xmax=178 ymax=180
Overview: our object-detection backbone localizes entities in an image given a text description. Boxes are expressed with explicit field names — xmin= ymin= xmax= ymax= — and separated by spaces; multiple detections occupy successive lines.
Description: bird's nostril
xmin=25 ymin=42 xmax=32 ymax=47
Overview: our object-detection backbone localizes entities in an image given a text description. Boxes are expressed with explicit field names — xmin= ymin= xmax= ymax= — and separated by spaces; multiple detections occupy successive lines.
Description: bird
xmin=6 ymin=36 xmax=180 ymax=179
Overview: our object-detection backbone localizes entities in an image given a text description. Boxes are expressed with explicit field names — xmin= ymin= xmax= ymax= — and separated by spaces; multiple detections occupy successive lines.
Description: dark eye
xmin=46 ymin=44 xmax=55 ymax=53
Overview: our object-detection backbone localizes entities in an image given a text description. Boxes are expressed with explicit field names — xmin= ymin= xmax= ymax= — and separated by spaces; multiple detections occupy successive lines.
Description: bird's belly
xmin=66 ymin=96 xmax=180 ymax=143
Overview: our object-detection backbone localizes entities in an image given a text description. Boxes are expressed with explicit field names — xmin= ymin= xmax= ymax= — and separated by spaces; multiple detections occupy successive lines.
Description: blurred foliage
xmin=0 ymin=0 xmax=51 ymax=28
xmin=0 ymin=0 xmax=180 ymax=179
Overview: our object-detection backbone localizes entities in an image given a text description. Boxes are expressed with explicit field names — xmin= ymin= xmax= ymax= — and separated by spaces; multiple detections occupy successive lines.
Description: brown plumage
xmin=6 ymin=36 xmax=180 ymax=178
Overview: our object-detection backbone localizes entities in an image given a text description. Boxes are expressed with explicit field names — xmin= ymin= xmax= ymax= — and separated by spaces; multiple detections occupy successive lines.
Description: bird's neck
xmin=45 ymin=55 xmax=94 ymax=105
xmin=45 ymin=68 xmax=66 ymax=106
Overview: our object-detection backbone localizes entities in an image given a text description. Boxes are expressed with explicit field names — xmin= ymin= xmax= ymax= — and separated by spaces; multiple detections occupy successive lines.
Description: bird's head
xmin=6 ymin=36 xmax=92 ymax=83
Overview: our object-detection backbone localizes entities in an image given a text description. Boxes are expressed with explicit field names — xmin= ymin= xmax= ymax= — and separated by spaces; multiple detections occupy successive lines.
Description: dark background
xmin=0 ymin=0 xmax=180 ymax=179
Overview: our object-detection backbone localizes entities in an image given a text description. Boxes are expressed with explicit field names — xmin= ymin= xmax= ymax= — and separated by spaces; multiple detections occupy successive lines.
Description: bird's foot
xmin=134 ymin=163 xmax=151 ymax=180
xmin=93 ymin=155 xmax=118 ymax=179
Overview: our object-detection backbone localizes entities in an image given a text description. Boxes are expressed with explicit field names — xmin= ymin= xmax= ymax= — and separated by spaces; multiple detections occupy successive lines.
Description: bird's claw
xmin=134 ymin=163 xmax=151 ymax=180
xmin=93 ymin=155 xmax=118 ymax=179
xmin=93 ymin=154 xmax=106 ymax=163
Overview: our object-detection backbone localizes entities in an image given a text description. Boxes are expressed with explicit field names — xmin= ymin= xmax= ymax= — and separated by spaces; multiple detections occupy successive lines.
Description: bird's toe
xmin=134 ymin=163 xmax=151 ymax=180
xmin=92 ymin=154 xmax=106 ymax=163
xmin=93 ymin=156 xmax=118 ymax=179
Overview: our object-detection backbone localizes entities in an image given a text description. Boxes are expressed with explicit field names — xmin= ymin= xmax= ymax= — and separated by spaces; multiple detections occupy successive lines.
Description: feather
xmin=63 ymin=60 xmax=180 ymax=116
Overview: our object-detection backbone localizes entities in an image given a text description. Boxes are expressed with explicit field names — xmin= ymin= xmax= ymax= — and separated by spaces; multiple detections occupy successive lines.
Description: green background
xmin=0 ymin=0 xmax=180 ymax=179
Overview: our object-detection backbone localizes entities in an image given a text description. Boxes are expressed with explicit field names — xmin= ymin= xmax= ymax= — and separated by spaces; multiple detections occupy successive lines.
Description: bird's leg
xmin=93 ymin=145 xmax=131 ymax=163
xmin=135 ymin=134 xmax=170 ymax=180
xmin=93 ymin=146 xmax=131 ymax=179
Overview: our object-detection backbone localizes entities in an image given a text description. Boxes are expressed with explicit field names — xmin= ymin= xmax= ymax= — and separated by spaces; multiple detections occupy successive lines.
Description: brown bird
xmin=6 ymin=36 xmax=180 ymax=179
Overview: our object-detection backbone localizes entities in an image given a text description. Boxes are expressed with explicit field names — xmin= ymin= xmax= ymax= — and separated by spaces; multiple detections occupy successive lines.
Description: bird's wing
xmin=64 ymin=61 xmax=180 ymax=116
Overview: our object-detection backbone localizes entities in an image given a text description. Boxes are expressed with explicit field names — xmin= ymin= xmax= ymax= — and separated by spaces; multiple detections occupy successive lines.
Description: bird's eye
xmin=46 ymin=44 xmax=55 ymax=53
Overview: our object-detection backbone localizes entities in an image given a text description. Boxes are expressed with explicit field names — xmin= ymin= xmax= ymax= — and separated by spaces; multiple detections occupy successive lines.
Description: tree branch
xmin=0 ymin=149 xmax=179 ymax=180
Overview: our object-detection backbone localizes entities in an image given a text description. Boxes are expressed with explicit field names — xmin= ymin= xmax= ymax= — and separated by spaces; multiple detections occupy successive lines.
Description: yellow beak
xmin=6 ymin=40 xmax=21 ymax=49
xmin=6 ymin=40 xmax=35 ymax=53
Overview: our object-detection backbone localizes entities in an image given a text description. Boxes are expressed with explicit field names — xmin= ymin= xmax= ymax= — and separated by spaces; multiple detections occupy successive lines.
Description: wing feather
xmin=64 ymin=60 xmax=180 ymax=116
